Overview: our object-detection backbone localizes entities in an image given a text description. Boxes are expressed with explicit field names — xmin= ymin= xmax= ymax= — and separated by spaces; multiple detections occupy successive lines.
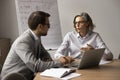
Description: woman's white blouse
xmin=54 ymin=31 xmax=112 ymax=59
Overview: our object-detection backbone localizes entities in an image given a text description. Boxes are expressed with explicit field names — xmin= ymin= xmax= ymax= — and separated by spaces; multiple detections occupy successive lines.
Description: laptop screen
xmin=78 ymin=48 xmax=105 ymax=69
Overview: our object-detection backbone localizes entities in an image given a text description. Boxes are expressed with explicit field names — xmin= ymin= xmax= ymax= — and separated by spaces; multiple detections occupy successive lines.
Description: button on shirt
xmin=54 ymin=31 xmax=111 ymax=59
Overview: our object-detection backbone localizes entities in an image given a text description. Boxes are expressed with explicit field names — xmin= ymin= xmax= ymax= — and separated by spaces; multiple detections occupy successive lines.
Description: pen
xmin=60 ymin=69 xmax=76 ymax=78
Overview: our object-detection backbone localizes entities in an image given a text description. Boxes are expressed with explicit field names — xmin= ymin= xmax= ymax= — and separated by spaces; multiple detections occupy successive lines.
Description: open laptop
xmin=69 ymin=48 xmax=105 ymax=69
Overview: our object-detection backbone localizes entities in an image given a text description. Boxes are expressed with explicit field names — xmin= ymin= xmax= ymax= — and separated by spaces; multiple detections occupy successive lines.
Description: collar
xmin=76 ymin=30 xmax=92 ymax=38
xmin=29 ymin=29 xmax=39 ymax=41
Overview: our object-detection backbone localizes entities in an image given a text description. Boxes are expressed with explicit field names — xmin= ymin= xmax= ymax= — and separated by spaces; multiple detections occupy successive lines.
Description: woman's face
xmin=74 ymin=16 xmax=89 ymax=33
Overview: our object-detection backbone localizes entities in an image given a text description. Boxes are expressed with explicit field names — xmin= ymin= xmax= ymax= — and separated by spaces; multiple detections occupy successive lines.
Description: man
xmin=0 ymin=11 xmax=74 ymax=80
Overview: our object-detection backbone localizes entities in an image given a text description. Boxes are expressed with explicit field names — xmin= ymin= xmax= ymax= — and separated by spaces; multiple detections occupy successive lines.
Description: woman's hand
xmin=80 ymin=44 xmax=94 ymax=52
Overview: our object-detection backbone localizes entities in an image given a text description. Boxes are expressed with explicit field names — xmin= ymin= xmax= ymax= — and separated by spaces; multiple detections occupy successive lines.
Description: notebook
xmin=40 ymin=68 xmax=81 ymax=79
xmin=70 ymin=48 xmax=105 ymax=69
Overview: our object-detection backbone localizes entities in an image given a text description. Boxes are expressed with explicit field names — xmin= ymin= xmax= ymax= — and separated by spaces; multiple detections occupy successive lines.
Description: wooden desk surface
xmin=34 ymin=60 xmax=120 ymax=80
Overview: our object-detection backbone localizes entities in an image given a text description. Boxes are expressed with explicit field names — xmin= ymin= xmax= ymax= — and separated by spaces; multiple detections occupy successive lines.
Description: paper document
xmin=40 ymin=68 xmax=81 ymax=80
xmin=99 ymin=60 xmax=112 ymax=65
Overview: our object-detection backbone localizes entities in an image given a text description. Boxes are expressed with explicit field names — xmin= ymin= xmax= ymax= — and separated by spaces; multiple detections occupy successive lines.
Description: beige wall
xmin=0 ymin=0 xmax=19 ymax=43
xmin=0 ymin=0 xmax=120 ymax=59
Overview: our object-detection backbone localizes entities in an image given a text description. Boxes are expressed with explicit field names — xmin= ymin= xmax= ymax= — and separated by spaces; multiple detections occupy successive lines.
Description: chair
xmin=118 ymin=54 xmax=120 ymax=59
xmin=0 ymin=64 xmax=2 ymax=73
xmin=1 ymin=73 xmax=27 ymax=80
xmin=0 ymin=65 xmax=2 ymax=80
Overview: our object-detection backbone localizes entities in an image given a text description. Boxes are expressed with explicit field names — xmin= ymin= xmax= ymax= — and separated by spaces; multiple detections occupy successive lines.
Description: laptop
xmin=70 ymin=48 xmax=105 ymax=69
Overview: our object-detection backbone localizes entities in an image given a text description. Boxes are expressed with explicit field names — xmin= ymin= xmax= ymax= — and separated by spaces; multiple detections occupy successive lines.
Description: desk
xmin=34 ymin=60 xmax=120 ymax=80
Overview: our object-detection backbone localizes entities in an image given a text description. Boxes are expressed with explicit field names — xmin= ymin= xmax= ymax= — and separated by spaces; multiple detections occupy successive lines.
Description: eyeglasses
xmin=74 ymin=21 xmax=86 ymax=25
xmin=44 ymin=23 xmax=50 ymax=28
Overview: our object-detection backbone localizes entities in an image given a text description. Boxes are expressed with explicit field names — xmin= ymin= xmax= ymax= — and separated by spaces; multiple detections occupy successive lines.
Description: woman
xmin=54 ymin=12 xmax=113 ymax=60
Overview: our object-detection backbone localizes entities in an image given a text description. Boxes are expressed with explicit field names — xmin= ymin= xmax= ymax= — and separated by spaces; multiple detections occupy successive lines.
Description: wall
xmin=0 ymin=0 xmax=19 ymax=42
xmin=0 ymin=0 xmax=120 ymax=59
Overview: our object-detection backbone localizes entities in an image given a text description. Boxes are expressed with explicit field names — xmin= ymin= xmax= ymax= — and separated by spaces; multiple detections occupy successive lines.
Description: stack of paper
xmin=99 ymin=60 xmax=112 ymax=65
xmin=40 ymin=68 xmax=81 ymax=80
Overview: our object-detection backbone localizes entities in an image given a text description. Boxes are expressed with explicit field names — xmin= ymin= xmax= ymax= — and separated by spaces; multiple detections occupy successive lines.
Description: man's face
xmin=40 ymin=17 xmax=50 ymax=36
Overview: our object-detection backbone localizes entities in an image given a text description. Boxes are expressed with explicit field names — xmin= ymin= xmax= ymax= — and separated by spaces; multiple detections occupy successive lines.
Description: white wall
xmin=0 ymin=0 xmax=120 ymax=59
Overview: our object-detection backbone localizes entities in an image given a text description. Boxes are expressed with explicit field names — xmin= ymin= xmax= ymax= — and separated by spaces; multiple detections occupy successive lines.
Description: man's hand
xmin=64 ymin=56 xmax=74 ymax=63
xmin=59 ymin=56 xmax=74 ymax=65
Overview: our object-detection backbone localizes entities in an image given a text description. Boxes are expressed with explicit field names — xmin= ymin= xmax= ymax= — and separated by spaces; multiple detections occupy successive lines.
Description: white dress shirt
xmin=54 ymin=31 xmax=112 ymax=59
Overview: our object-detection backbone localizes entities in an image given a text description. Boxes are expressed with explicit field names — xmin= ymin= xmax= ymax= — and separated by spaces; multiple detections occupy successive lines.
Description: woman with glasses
xmin=54 ymin=12 xmax=113 ymax=61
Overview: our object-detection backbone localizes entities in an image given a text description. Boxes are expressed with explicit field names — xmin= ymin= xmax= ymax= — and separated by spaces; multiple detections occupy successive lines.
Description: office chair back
xmin=0 ymin=64 xmax=2 ymax=73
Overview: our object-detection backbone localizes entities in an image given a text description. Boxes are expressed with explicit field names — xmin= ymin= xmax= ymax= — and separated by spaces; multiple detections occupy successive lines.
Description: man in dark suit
xmin=0 ymin=11 xmax=74 ymax=80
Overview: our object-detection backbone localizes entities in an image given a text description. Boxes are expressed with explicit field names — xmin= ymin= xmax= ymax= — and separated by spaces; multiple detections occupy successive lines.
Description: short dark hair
xmin=73 ymin=12 xmax=95 ymax=31
xmin=28 ymin=11 xmax=50 ymax=30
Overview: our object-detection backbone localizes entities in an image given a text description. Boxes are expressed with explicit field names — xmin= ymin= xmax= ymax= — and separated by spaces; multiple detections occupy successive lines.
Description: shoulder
xmin=20 ymin=30 xmax=34 ymax=41
xmin=62 ymin=31 xmax=78 ymax=42
xmin=91 ymin=31 xmax=100 ymax=36
xmin=13 ymin=30 xmax=35 ymax=46
xmin=63 ymin=31 xmax=75 ymax=39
